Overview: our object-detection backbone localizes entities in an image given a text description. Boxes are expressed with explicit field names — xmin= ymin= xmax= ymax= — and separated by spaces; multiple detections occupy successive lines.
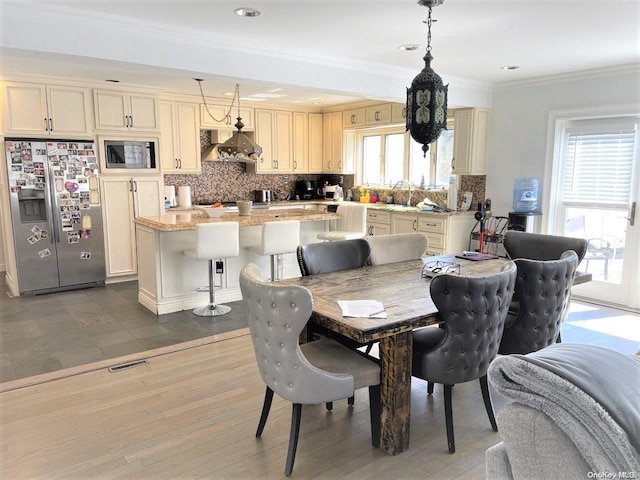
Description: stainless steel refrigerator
xmin=4 ymin=139 xmax=105 ymax=295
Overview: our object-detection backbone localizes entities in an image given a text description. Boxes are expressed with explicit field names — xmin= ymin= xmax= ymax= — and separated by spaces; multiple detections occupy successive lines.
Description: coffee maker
xmin=295 ymin=180 xmax=315 ymax=200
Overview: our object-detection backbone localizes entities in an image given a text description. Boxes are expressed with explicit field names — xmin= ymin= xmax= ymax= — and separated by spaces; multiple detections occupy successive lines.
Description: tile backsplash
xmin=163 ymin=130 xmax=485 ymax=206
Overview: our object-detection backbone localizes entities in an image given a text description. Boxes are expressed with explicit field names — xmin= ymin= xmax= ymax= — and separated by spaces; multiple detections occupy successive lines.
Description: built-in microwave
xmin=103 ymin=139 xmax=157 ymax=169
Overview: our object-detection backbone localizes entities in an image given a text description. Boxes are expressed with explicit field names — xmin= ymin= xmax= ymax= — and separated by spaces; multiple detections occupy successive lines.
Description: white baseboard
xmin=138 ymin=287 xmax=243 ymax=315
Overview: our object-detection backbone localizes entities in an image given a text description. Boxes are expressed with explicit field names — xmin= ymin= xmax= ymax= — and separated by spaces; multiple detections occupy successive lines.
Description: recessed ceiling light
xmin=398 ymin=44 xmax=420 ymax=51
xmin=501 ymin=65 xmax=520 ymax=70
xmin=312 ymin=102 xmax=323 ymax=105
xmin=223 ymin=91 xmax=235 ymax=97
xmin=234 ymin=7 xmax=261 ymax=17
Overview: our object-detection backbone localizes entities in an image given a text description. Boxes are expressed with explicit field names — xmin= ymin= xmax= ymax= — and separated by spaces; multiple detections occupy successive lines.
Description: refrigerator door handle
xmin=47 ymin=165 xmax=60 ymax=244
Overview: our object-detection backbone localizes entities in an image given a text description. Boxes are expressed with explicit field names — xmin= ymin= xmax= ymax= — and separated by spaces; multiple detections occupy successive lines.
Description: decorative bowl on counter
xmin=195 ymin=206 xmax=228 ymax=218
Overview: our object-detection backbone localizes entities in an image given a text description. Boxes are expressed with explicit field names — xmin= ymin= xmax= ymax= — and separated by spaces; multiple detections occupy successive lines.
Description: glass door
xmin=548 ymin=116 xmax=640 ymax=310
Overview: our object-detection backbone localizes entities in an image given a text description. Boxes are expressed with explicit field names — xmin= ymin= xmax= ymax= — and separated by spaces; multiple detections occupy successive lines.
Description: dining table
xmin=281 ymin=253 xmax=593 ymax=456
xmin=280 ymin=253 xmax=511 ymax=455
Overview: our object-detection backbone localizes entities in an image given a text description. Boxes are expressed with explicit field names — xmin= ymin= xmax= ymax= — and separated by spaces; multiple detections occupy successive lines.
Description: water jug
xmin=513 ymin=178 xmax=539 ymax=213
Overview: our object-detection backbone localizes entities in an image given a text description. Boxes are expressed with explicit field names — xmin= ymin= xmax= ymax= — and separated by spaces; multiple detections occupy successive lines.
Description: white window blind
xmin=562 ymin=121 xmax=636 ymax=206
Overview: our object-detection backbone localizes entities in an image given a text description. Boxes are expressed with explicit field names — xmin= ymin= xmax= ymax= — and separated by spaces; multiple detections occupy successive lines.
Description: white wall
xmin=0 ymin=210 xmax=5 ymax=275
xmin=486 ymin=65 xmax=640 ymax=228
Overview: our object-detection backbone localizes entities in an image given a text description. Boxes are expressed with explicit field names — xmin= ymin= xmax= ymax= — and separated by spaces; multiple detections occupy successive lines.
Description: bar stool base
xmin=193 ymin=304 xmax=232 ymax=317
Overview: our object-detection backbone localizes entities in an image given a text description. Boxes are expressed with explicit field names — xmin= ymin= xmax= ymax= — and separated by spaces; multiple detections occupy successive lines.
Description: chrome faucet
xmin=392 ymin=179 xmax=416 ymax=206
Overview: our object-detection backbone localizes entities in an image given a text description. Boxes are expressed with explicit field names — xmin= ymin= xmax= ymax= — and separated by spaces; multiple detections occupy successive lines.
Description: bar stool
xmin=248 ymin=220 xmax=300 ymax=281
xmin=317 ymin=203 xmax=366 ymax=241
xmin=184 ymin=221 xmax=239 ymax=316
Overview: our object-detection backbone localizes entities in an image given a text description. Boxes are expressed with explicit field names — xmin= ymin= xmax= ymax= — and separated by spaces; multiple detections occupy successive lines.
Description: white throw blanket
xmin=489 ymin=344 xmax=640 ymax=473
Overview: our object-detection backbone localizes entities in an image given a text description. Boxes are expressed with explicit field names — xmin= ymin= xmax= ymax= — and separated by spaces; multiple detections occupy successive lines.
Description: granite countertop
xmin=135 ymin=208 xmax=340 ymax=232
xmin=168 ymin=201 xmax=474 ymax=216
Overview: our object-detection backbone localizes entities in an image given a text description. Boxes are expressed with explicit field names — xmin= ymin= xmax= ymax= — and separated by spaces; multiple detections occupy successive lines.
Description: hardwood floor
xmin=1 ymin=299 xmax=637 ymax=479
xmin=0 ymin=332 xmax=512 ymax=479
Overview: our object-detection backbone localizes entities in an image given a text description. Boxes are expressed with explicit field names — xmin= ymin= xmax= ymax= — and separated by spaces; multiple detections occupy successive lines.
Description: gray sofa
xmin=486 ymin=344 xmax=640 ymax=479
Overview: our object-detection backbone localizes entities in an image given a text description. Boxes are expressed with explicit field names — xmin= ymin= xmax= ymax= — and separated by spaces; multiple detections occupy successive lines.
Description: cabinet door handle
xmin=413 ymin=219 xmax=417 ymax=231
xmin=133 ymin=180 xmax=138 ymax=192
xmin=44 ymin=118 xmax=49 ymax=131
xmin=426 ymin=223 xmax=436 ymax=227
xmin=48 ymin=118 xmax=53 ymax=131
xmin=129 ymin=179 xmax=133 ymax=192
xmin=179 ymin=158 xmax=182 ymax=169
xmin=293 ymin=160 xmax=297 ymax=170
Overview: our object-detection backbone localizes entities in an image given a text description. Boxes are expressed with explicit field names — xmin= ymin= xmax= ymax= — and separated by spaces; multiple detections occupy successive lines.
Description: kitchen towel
xmin=177 ymin=186 xmax=192 ymax=207
xmin=164 ymin=185 xmax=176 ymax=207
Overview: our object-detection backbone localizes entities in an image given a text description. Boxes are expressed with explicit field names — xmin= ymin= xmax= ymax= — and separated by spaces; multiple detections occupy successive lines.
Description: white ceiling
xmin=1 ymin=0 xmax=639 ymax=107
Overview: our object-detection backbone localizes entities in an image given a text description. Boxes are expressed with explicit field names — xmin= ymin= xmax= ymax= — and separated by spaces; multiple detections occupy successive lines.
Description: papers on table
xmin=337 ymin=300 xmax=387 ymax=319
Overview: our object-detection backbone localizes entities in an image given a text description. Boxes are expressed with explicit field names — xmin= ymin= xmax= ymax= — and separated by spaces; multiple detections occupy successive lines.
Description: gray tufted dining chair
xmin=498 ymin=250 xmax=578 ymax=355
xmin=239 ymin=264 xmax=381 ymax=476
xmin=411 ymin=261 xmax=517 ymax=453
xmin=503 ymin=230 xmax=587 ymax=264
xmin=296 ymin=238 xmax=370 ymax=276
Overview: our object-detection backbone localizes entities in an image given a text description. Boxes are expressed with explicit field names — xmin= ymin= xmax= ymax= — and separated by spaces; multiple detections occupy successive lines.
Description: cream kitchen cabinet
xmin=391 ymin=103 xmax=406 ymax=124
xmin=308 ymin=113 xmax=324 ymax=173
xmin=366 ymin=209 xmax=391 ymax=236
xmin=292 ymin=112 xmax=308 ymax=173
xmin=254 ymin=109 xmax=293 ymax=173
xmin=322 ymin=111 xmax=344 ymax=173
xmin=391 ymin=212 xmax=418 ymax=234
xmin=159 ymin=101 xmax=201 ymax=173
xmin=94 ymin=89 xmax=159 ymax=132
xmin=200 ymin=103 xmax=253 ymax=130
xmin=101 ymin=175 xmax=163 ymax=277
xmin=365 ymin=103 xmax=392 ymax=126
xmin=3 ymin=82 xmax=91 ymax=136
xmin=452 ymin=108 xmax=490 ymax=175
xmin=417 ymin=213 xmax=477 ymax=256
xmin=342 ymin=107 xmax=366 ymax=128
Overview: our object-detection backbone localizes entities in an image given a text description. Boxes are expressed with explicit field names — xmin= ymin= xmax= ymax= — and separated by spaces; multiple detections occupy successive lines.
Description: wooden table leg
xmin=378 ymin=331 xmax=412 ymax=455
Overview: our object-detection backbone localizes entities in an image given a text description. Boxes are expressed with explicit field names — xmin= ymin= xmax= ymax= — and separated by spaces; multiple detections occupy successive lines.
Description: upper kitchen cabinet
xmin=322 ymin=111 xmax=345 ymax=173
xmin=200 ymin=103 xmax=254 ymax=130
xmin=452 ymin=108 xmax=490 ymax=175
xmin=93 ymin=89 xmax=159 ymax=132
xmin=159 ymin=101 xmax=201 ymax=174
xmin=2 ymin=82 xmax=91 ymax=136
xmin=254 ymin=109 xmax=292 ymax=173
xmin=342 ymin=107 xmax=366 ymax=128
xmin=365 ymin=103 xmax=392 ymax=126
xmin=292 ymin=112 xmax=308 ymax=173
xmin=308 ymin=113 xmax=323 ymax=173
xmin=391 ymin=103 xmax=406 ymax=124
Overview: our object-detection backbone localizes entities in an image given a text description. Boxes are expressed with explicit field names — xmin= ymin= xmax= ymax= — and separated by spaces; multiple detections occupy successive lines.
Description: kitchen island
xmin=133 ymin=208 xmax=339 ymax=314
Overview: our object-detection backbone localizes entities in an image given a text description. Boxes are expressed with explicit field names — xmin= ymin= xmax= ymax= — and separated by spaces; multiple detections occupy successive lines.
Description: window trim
xmin=543 ymin=104 xmax=640 ymax=234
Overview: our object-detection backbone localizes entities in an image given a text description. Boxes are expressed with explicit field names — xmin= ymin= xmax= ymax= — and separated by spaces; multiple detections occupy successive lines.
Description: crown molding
xmin=493 ymin=63 xmax=640 ymax=90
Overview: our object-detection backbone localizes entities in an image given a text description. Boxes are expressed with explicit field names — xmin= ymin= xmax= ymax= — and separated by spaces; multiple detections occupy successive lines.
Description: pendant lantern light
xmin=406 ymin=0 xmax=448 ymax=157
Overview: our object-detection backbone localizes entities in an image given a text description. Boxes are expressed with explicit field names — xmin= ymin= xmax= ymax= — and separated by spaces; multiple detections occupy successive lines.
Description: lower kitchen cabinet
xmin=417 ymin=213 xmax=477 ymax=256
xmin=366 ymin=209 xmax=391 ymax=236
xmin=389 ymin=210 xmax=476 ymax=256
xmin=391 ymin=212 xmax=418 ymax=234
xmin=101 ymin=175 xmax=163 ymax=277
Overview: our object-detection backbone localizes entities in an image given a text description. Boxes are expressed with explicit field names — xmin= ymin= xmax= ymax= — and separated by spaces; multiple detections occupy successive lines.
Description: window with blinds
xmin=561 ymin=120 xmax=637 ymax=207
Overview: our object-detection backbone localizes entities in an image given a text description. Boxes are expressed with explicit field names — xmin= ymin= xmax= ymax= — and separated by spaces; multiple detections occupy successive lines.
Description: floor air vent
xmin=108 ymin=359 xmax=148 ymax=373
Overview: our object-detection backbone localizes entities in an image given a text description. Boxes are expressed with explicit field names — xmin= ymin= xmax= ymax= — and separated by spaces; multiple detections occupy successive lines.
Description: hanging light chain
xmin=196 ymin=78 xmax=239 ymax=124
xmin=426 ymin=6 xmax=433 ymax=53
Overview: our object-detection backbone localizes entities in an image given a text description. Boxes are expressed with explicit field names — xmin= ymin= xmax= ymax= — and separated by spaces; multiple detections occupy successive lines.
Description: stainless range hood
xmin=201 ymin=129 xmax=259 ymax=163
